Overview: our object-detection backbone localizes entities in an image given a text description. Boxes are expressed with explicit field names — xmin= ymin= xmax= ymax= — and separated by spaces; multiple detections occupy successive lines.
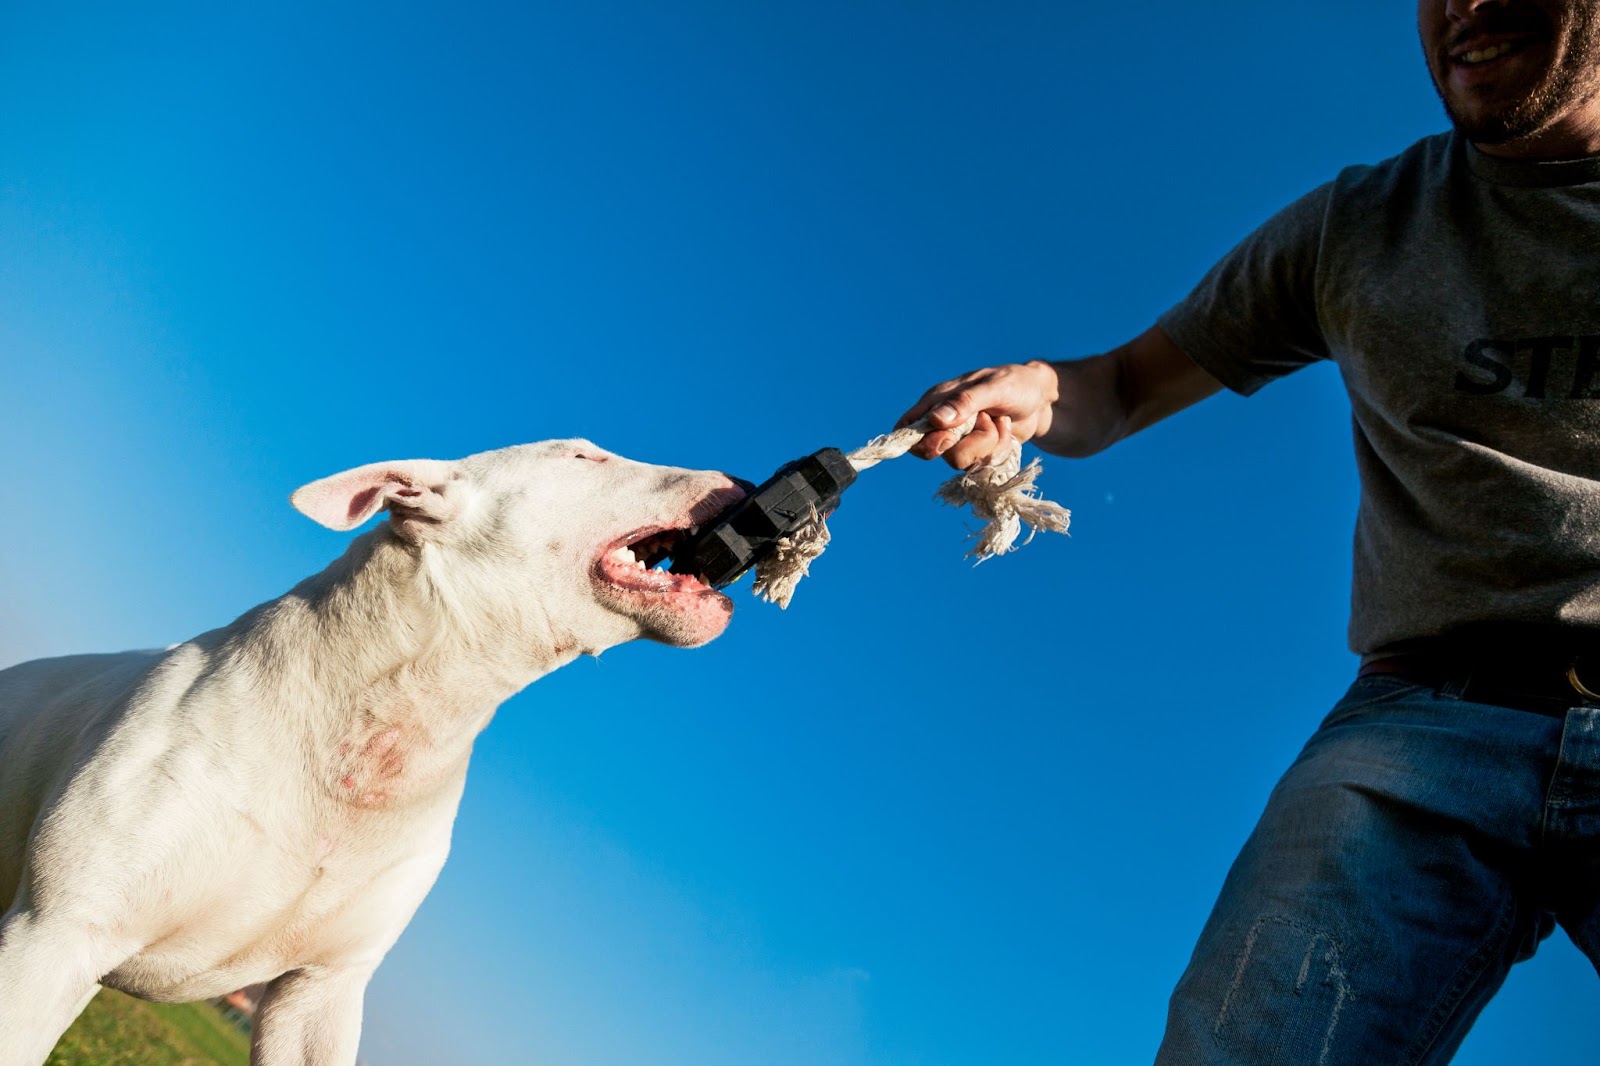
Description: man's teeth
xmin=1463 ymin=41 xmax=1517 ymax=63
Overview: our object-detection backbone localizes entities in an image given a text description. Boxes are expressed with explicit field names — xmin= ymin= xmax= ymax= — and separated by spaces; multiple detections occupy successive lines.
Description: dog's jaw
xmin=588 ymin=484 xmax=745 ymax=648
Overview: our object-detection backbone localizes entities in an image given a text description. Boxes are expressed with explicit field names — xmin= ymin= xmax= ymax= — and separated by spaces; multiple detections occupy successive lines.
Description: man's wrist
xmin=1023 ymin=359 xmax=1062 ymax=407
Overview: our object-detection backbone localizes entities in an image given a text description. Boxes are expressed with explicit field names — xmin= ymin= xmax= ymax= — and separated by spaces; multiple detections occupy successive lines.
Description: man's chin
xmin=1448 ymin=108 xmax=1534 ymax=146
xmin=1443 ymin=82 xmax=1562 ymax=147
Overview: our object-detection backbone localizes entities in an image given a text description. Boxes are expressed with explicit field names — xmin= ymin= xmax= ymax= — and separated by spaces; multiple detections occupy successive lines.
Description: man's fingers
xmin=898 ymin=363 xmax=1052 ymax=458
xmin=894 ymin=403 xmax=930 ymax=431
xmin=929 ymin=386 xmax=984 ymax=429
xmin=910 ymin=428 xmax=956 ymax=459
xmin=929 ymin=404 xmax=960 ymax=428
xmin=896 ymin=377 xmax=966 ymax=429
xmin=945 ymin=412 xmax=999 ymax=469
xmin=902 ymin=376 xmax=972 ymax=428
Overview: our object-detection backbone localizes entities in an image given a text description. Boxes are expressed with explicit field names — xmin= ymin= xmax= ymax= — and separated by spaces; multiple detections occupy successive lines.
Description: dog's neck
xmin=217 ymin=526 xmax=573 ymax=807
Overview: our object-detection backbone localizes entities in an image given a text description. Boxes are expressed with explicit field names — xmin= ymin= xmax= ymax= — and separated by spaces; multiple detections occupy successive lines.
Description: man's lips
xmin=1449 ymin=33 xmax=1536 ymax=66
xmin=1441 ymin=30 xmax=1545 ymax=94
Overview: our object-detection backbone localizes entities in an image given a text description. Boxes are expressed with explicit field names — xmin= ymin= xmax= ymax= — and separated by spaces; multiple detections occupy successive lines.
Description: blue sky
xmin=2 ymin=1 xmax=1596 ymax=1064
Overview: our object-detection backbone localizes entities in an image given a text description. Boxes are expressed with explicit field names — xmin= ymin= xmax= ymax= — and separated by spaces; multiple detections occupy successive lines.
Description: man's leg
xmin=1541 ymin=706 xmax=1600 ymax=980
xmin=1156 ymin=676 xmax=1563 ymax=1066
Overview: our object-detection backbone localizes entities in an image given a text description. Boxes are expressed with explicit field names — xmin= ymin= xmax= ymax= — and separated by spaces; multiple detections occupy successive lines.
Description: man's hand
xmin=896 ymin=326 xmax=1223 ymax=469
xmin=896 ymin=361 xmax=1060 ymax=469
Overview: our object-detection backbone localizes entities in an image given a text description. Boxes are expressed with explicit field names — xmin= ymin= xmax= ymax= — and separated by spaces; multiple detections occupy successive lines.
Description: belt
xmin=1359 ymin=627 xmax=1600 ymax=717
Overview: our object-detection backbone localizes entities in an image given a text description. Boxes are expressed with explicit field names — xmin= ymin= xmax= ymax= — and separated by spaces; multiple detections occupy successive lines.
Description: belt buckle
xmin=1567 ymin=657 xmax=1600 ymax=700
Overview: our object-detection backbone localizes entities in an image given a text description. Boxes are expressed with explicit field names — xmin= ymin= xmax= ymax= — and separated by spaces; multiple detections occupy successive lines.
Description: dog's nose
xmin=728 ymin=475 xmax=758 ymax=498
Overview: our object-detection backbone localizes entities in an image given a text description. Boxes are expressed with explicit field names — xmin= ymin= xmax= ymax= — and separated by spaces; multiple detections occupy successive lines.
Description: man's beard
xmin=1435 ymin=5 xmax=1600 ymax=144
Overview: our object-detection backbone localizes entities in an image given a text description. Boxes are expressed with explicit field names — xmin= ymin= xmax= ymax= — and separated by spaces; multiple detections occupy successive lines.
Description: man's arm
xmin=897 ymin=325 xmax=1223 ymax=469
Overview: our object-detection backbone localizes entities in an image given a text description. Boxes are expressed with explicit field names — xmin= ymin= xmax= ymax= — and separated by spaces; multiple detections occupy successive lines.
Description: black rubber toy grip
xmin=670 ymin=448 xmax=858 ymax=588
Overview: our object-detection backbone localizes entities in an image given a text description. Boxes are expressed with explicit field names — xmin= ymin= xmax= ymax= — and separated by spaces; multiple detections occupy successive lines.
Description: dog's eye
xmin=572 ymin=452 xmax=608 ymax=463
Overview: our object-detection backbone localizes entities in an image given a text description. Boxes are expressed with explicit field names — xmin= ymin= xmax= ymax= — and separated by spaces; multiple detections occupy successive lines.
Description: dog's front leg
xmin=0 ymin=908 xmax=122 ymax=1066
xmin=250 ymin=965 xmax=371 ymax=1066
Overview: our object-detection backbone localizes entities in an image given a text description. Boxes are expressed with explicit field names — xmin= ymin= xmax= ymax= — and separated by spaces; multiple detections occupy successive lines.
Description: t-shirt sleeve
xmin=1157 ymin=182 xmax=1334 ymax=396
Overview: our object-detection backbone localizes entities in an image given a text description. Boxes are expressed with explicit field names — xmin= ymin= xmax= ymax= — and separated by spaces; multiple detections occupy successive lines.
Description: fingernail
xmin=931 ymin=404 xmax=956 ymax=425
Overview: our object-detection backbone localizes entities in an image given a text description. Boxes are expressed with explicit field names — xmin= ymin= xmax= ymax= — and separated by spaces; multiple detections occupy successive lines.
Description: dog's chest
xmin=103 ymin=809 xmax=453 ymax=1002
xmin=96 ymin=697 xmax=472 ymax=1001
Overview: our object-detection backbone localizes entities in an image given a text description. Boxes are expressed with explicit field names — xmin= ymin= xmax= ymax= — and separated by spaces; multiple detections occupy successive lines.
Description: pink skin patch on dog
xmin=334 ymin=725 xmax=410 ymax=807
xmin=364 ymin=727 xmax=406 ymax=779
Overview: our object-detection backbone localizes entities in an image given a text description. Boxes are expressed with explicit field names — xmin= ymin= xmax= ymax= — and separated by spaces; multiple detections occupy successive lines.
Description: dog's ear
xmin=291 ymin=459 xmax=462 ymax=538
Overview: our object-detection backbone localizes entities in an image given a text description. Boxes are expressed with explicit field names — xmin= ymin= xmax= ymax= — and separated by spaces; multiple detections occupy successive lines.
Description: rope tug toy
xmin=669 ymin=415 xmax=1071 ymax=608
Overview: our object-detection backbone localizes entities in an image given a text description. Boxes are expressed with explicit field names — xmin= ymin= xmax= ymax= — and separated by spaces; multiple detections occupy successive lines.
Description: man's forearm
xmin=1033 ymin=354 xmax=1127 ymax=458
xmin=1036 ymin=327 xmax=1223 ymax=459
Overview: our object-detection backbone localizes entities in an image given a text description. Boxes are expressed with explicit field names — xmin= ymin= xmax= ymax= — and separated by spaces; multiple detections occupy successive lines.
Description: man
xmin=898 ymin=1 xmax=1600 ymax=1062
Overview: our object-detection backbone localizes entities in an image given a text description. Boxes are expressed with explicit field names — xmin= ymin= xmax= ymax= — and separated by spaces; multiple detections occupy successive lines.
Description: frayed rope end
xmin=935 ymin=452 xmax=1071 ymax=563
xmin=751 ymin=509 xmax=831 ymax=609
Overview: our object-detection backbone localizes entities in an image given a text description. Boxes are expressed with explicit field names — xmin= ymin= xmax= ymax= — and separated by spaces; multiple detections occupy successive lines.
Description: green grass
xmin=45 ymin=988 xmax=250 ymax=1066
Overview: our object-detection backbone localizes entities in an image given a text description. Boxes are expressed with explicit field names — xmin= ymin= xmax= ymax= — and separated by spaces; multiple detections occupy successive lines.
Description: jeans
xmin=1155 ymin=674 xmax=1600 ymax=1065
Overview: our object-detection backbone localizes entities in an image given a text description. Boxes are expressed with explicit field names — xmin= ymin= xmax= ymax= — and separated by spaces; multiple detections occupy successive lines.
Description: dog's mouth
xmin=594 ymin=524 xmax=711 ymax=594
xmin=588 ymin=485 xmax=744 ymax=646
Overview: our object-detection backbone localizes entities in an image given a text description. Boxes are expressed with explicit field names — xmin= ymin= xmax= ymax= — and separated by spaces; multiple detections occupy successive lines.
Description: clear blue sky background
xmin=2 ymin=2 xmax=1596 ymax=1064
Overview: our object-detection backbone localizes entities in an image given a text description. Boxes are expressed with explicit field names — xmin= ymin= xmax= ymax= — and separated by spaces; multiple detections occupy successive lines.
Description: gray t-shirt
xmin=1158 ymin=131 xmax=1600 ymax=656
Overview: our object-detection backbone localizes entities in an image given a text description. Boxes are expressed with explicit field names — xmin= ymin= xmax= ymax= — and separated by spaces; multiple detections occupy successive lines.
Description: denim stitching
xmin=1211 ymin=916 xmax=1353 ymax=1064
xmin=1401 ymin=893 xmax=1517 ymax=1066
xmin=1538 ymin=711 xmax=1576 ymax=842
xmin=1309 ymin=934 xmax=1352 ymax=1066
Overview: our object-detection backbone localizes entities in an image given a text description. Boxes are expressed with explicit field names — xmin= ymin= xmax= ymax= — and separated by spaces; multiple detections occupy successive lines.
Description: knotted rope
xmin=749 ymin=415 xmax=1072 ymax=607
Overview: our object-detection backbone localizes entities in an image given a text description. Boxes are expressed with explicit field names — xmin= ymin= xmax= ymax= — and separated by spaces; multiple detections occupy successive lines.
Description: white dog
xmin=0 ymin=440 xmax=745 ymax=1066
